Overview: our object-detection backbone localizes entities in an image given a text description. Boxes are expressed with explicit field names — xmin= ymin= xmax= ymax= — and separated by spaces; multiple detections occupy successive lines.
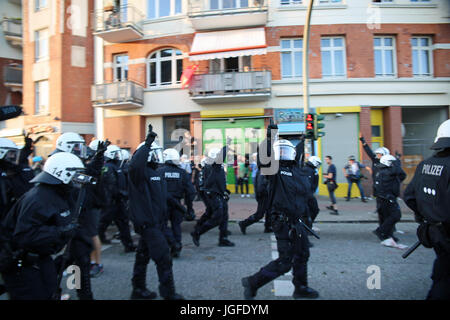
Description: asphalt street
xmin=57 ymin=219 xmax=434 ymax=300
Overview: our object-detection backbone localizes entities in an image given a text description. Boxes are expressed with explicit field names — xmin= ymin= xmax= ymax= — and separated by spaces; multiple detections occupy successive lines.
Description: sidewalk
xmin=192 ymin=194 xmax=416 ymax=223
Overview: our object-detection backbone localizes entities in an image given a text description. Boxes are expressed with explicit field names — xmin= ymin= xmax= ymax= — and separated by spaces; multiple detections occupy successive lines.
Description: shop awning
xmin=189 ymin=28 xmax=267 ymax=61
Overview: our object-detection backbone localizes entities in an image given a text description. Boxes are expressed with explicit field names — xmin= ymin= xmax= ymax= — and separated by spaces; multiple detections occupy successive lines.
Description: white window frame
xmin=35 ymin=29 xmax=49 ymax=62
xmin=320 ymin=36 xmax=347 ymax=78
xmin=280 ymin=38 xmax=303 ymax=80
xmin=411 ymin=36 xmax=433 ymax=77
xmin=147 ymin=0 xmax=182 ymax=19
xmin=35 ymin=0 xmax=47 ymax=11
xmin=210 ymin=0 xmax=251 ymax=9
xmin=374 ymin=36 xmax=397 ymax=77
xmin=113 ymin=54 xmax=129 ymax=81
xmin=35 ymin=80 xmax=49 ymax=115
xmin=146 ymin=48 xmax=183 ymax=88
xmin=319 ymin=0 xmax=343 ymax=4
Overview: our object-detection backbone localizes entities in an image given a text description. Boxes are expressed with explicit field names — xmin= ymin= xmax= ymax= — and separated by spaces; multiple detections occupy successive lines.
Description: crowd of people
xmin=0 ymin=118 xmax=448 ymax=300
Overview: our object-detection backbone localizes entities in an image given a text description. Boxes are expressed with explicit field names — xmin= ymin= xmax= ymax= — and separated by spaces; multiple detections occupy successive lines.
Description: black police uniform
xmin=128 ymin=138 xmax=182 ymax=300
xmin=302 ymin=162 xmax=320 ymax=225
xmin=404 ymin=146 xmax=450 ymax=300
xmin=157 ymin=162 xmax=196 ymax=256
xmin=242 ymin=134 xmax=318 ymax=299
xmin=191 ymin=146 xmax=233 ymax=247
xmin=195 ymin=163 xmax=213 ymax=227
xmin=0 ymin=181 xmax=77 ymax=300
xmin=98 ymin=159 xmax=134 ymax=251
xmin=238 ymin=169 xmax=272 ymax=234
xmin=372 ymin=162 xmax=406 ymax=241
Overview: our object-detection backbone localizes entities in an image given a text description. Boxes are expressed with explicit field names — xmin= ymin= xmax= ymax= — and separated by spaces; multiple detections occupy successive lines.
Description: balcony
xmin=2 ymin=18 xmax=22 ymax=47
xmin=3 ymin=64 xmax=22 ymax=92
xmin=92 ymin=5 xmax=144 ymax=43
xmin=91 ymin=80 xmax=144 ymax=110
xmin=188 ymin=0 xmax=268 ymax=31
xmin=189 ymin=69 xmax=271 ymax=104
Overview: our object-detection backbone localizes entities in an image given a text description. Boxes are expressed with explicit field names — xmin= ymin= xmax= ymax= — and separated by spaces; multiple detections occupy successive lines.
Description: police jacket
xmin=404 ymin=149 xmax=450 ymax=225
xmin=101 ymin=160 xmax=120 ymax=206
xmin=203 ymin=163 xmax=227 ymax=197
xmin=157 ymin=162 xmax=195 ymax=201
xmin=117 ymin=161 xmax=129 ymax=198
xmin=302 ymin=163 xmax=319 ymax=192
xmin=128 ymin=144 xmax=167 ymax=230
xmin=2 ymin=184 xmax=76 ymax=256
xmin=254 ymin=170 xmax=268 ymax=198
xmin=373 ymin=164 xmax=406 ymax=200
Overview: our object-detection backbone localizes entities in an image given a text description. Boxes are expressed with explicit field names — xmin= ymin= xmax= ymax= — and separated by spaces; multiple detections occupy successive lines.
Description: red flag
xmin=180 ymin=65 xmax=199 ymax=89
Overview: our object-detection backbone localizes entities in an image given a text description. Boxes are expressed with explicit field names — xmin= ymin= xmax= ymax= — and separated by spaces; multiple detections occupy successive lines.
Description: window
xmin=113 ymin=54 xmax=129 ymax=81
xmin=210 ymin=56 xmax=251 ymax=73
xmin=319 ymin=0 xmax=342 ymax=3
xmin=210 ymin=0 xmax=249 ymax=9
xmin=321 ymin=37 xmax=346 ymax=77
xmin=35 ymin=0 xmax=47 ymax=11
xmin=147 ymin=48 xmax=183 ymax=87
xmin=163 ymin=115 xmax=191 ymax=149
xmin=374 ymin=36 xmax=396 ymax=77
xmin=372 ymin=0 xmax=393 ymax=3
xmin=411 ymin=37 xmax=432 ymax=76
xmin=35 ymin=80 xmax=49 ymax=115
xmin=147 ymin=0 xmax=181 ymax=19
xmin=280 ymin=0 xmax=302 ymax=5
xmin=410 ymin=0 xmax=431 ymax=2
xmin=35 ymin=29 xmax=49 ymax=61
xmin=280 ymin=39 xmax=303 ymax=79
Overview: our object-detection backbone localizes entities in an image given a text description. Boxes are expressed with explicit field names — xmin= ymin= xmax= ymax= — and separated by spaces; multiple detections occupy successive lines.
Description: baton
xmin=402 ymin=240 xmax=421 ymax=259
xmin=298 ymin=218 xmax=320 ymax=240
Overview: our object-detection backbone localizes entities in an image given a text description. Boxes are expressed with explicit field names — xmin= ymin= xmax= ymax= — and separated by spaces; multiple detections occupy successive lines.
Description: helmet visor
xmin=71 ymin=142 xmax=88 ymax=159
xmin=149 ymin=148 xmax=164 ymax=164
xmin=2 ymin=148 xmax=19 ymax=164
xmin=274 ymin=144 xmax=296 ymax=161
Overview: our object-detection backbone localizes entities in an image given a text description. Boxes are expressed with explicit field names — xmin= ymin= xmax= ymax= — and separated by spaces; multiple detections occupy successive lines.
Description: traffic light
xmin=305 ymin=113 xmax=315 ymax=139
xmin=314 ymin=114 xmax=325 ymax=139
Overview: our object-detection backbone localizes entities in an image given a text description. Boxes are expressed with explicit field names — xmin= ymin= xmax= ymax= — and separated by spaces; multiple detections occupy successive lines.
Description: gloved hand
xmin=359 ymin=134 xmax=366 ymax=144
xmin=96 ymin=139 xmax=110 ymax=156
xmin=58 ymin=223 xmax=78 ymax=242
xmin=145 ymin=124 xmax=157 ymax=147
xmin=24 ymin=133 xmax=33 ymax=149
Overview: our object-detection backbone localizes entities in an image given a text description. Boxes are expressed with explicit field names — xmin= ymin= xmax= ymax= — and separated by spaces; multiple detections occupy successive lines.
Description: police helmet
xmin=375 ymin=147 xmax=390 ymax=156
xmin=379 ymin=154 xmax=397 ymax=167
xmin=89 ymin=139 xmax=101 ymax=151
xmin=137 ymin=141 xmax=164 ymax=164
xmin=55 ymin=132 xmax=87 ymax=159
xmin=0 ymin=138 xmax=19 ymax=164
xmin=431 ymin=119 xmax=450 ymax=150
xmin=308 ymin=156 xmax=322 ymax=168
xmin=105 ymin=145 xmax=122 ymax=161
xmin=120 ymin=149 xmax=130 ymax=161
xmin=163 ymin=148 xmax=180 ymax=164
xmin=273 ymin=139 xmax=296 ymax=161
xmin=207 ymin=148 xmax=222 ymax=161
xmin=30 ymin=152 xmax=85 ymax=185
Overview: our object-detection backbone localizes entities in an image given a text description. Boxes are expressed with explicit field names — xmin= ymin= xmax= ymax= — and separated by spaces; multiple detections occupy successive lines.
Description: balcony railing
xmin=2 ymin=18 xmax=22 ymax=46
xmin=188 ymin=0 xmax=268 ymax=30
xmin=189 ymin=69 xmax=271 ymax=104
xmin=3 ymin=64 xmax=22 ymax=90
xmin=92 ymin=5 xmax=144 ymax=43
xmin=91 ymin=80 xmax=144 ymax=110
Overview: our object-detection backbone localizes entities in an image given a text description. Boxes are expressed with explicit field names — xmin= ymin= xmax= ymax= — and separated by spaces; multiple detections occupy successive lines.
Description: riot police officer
xmin=303 ymin=156 xmax=322 ymax=225
xmin=190 ymin=146 xmax=234 ymax=247
xmin=372 ymin=154 xmax=406 ymax=247
xmin=238 ymin=160 xmax=272 ymax=235
xmin=158 ymin=148 xmax=196 ymax=257
xmin=128 ymin=124 xmax=184 ymax=300
xmin=98 ymin=145 xmax=135 ymax=252
xmin=241 ymin=123 xmax=319 ymax=300
xmin=404 ymin=119 xmax=450 ymax=300
xmin=0 ymin=152 xmax=84 ymax=300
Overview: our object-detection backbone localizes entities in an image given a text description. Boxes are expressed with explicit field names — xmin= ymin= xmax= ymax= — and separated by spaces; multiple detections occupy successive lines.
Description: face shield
xmin=2 ymin=148 xmax=19 ymax=164
xmin=273 ymin=144 xmax=296 ymax=161
xmin=69 ymin=142 xmax=88 ymax=159
xmin=149 ymin=148 xmax=164 ymax=164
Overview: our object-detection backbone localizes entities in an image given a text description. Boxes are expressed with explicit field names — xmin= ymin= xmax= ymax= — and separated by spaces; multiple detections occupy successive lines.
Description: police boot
xmin=191 ymin=230 xmax=200 ymax=247
xmin=159 ymin=274 xmax=184 ymax=300
xmin=171 ymin=243 xmax=182 ymax=258
xmin=218 ymin=236 xmax=235 ymax=247
xmin=130 ymin=287 xmax=157 ymax=300
xmin=241 ymin=277 xmax=258 ymax=300
xmin=238 ymin=221 xmax=247 ymax=235
xmin=293 ymin=264 xmax=319 ymax=299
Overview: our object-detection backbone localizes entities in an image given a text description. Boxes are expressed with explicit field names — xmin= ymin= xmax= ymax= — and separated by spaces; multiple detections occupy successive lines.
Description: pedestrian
xmin=128 ymin=124 xmax=184 ymax=300
xmin=233 ymin=154 xmax=240 ymax=194
xmin=372 ymin=154 xmax=407 ymax=248
xmin=249 ymin=153 xmax=258 ymax=197
xmin=239 ymin=155 xmax=250 ymax=198
xmin=241 ymin=123 xmax=319 ymax=300
xmin=324 ymin=155 xmax=339 ymax=215
xmin=158 ymin=148 xmax=196 ymax=258
xmin=403 ymin=119 xmax=450 ymax=300
xmin=343 ymin=155 xmax=372 ymax=202
xmin=191 ymin=145 xmax=234 ymax=247
xmin=0 ymin=152 xmax=84 ymax=300
xmin=98 ymin=145 xmax=136 ymax=253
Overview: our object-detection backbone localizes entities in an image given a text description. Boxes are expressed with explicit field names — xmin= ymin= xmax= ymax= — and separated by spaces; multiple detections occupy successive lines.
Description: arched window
xmin=147 ymin=48 xmax=183 ymax=87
